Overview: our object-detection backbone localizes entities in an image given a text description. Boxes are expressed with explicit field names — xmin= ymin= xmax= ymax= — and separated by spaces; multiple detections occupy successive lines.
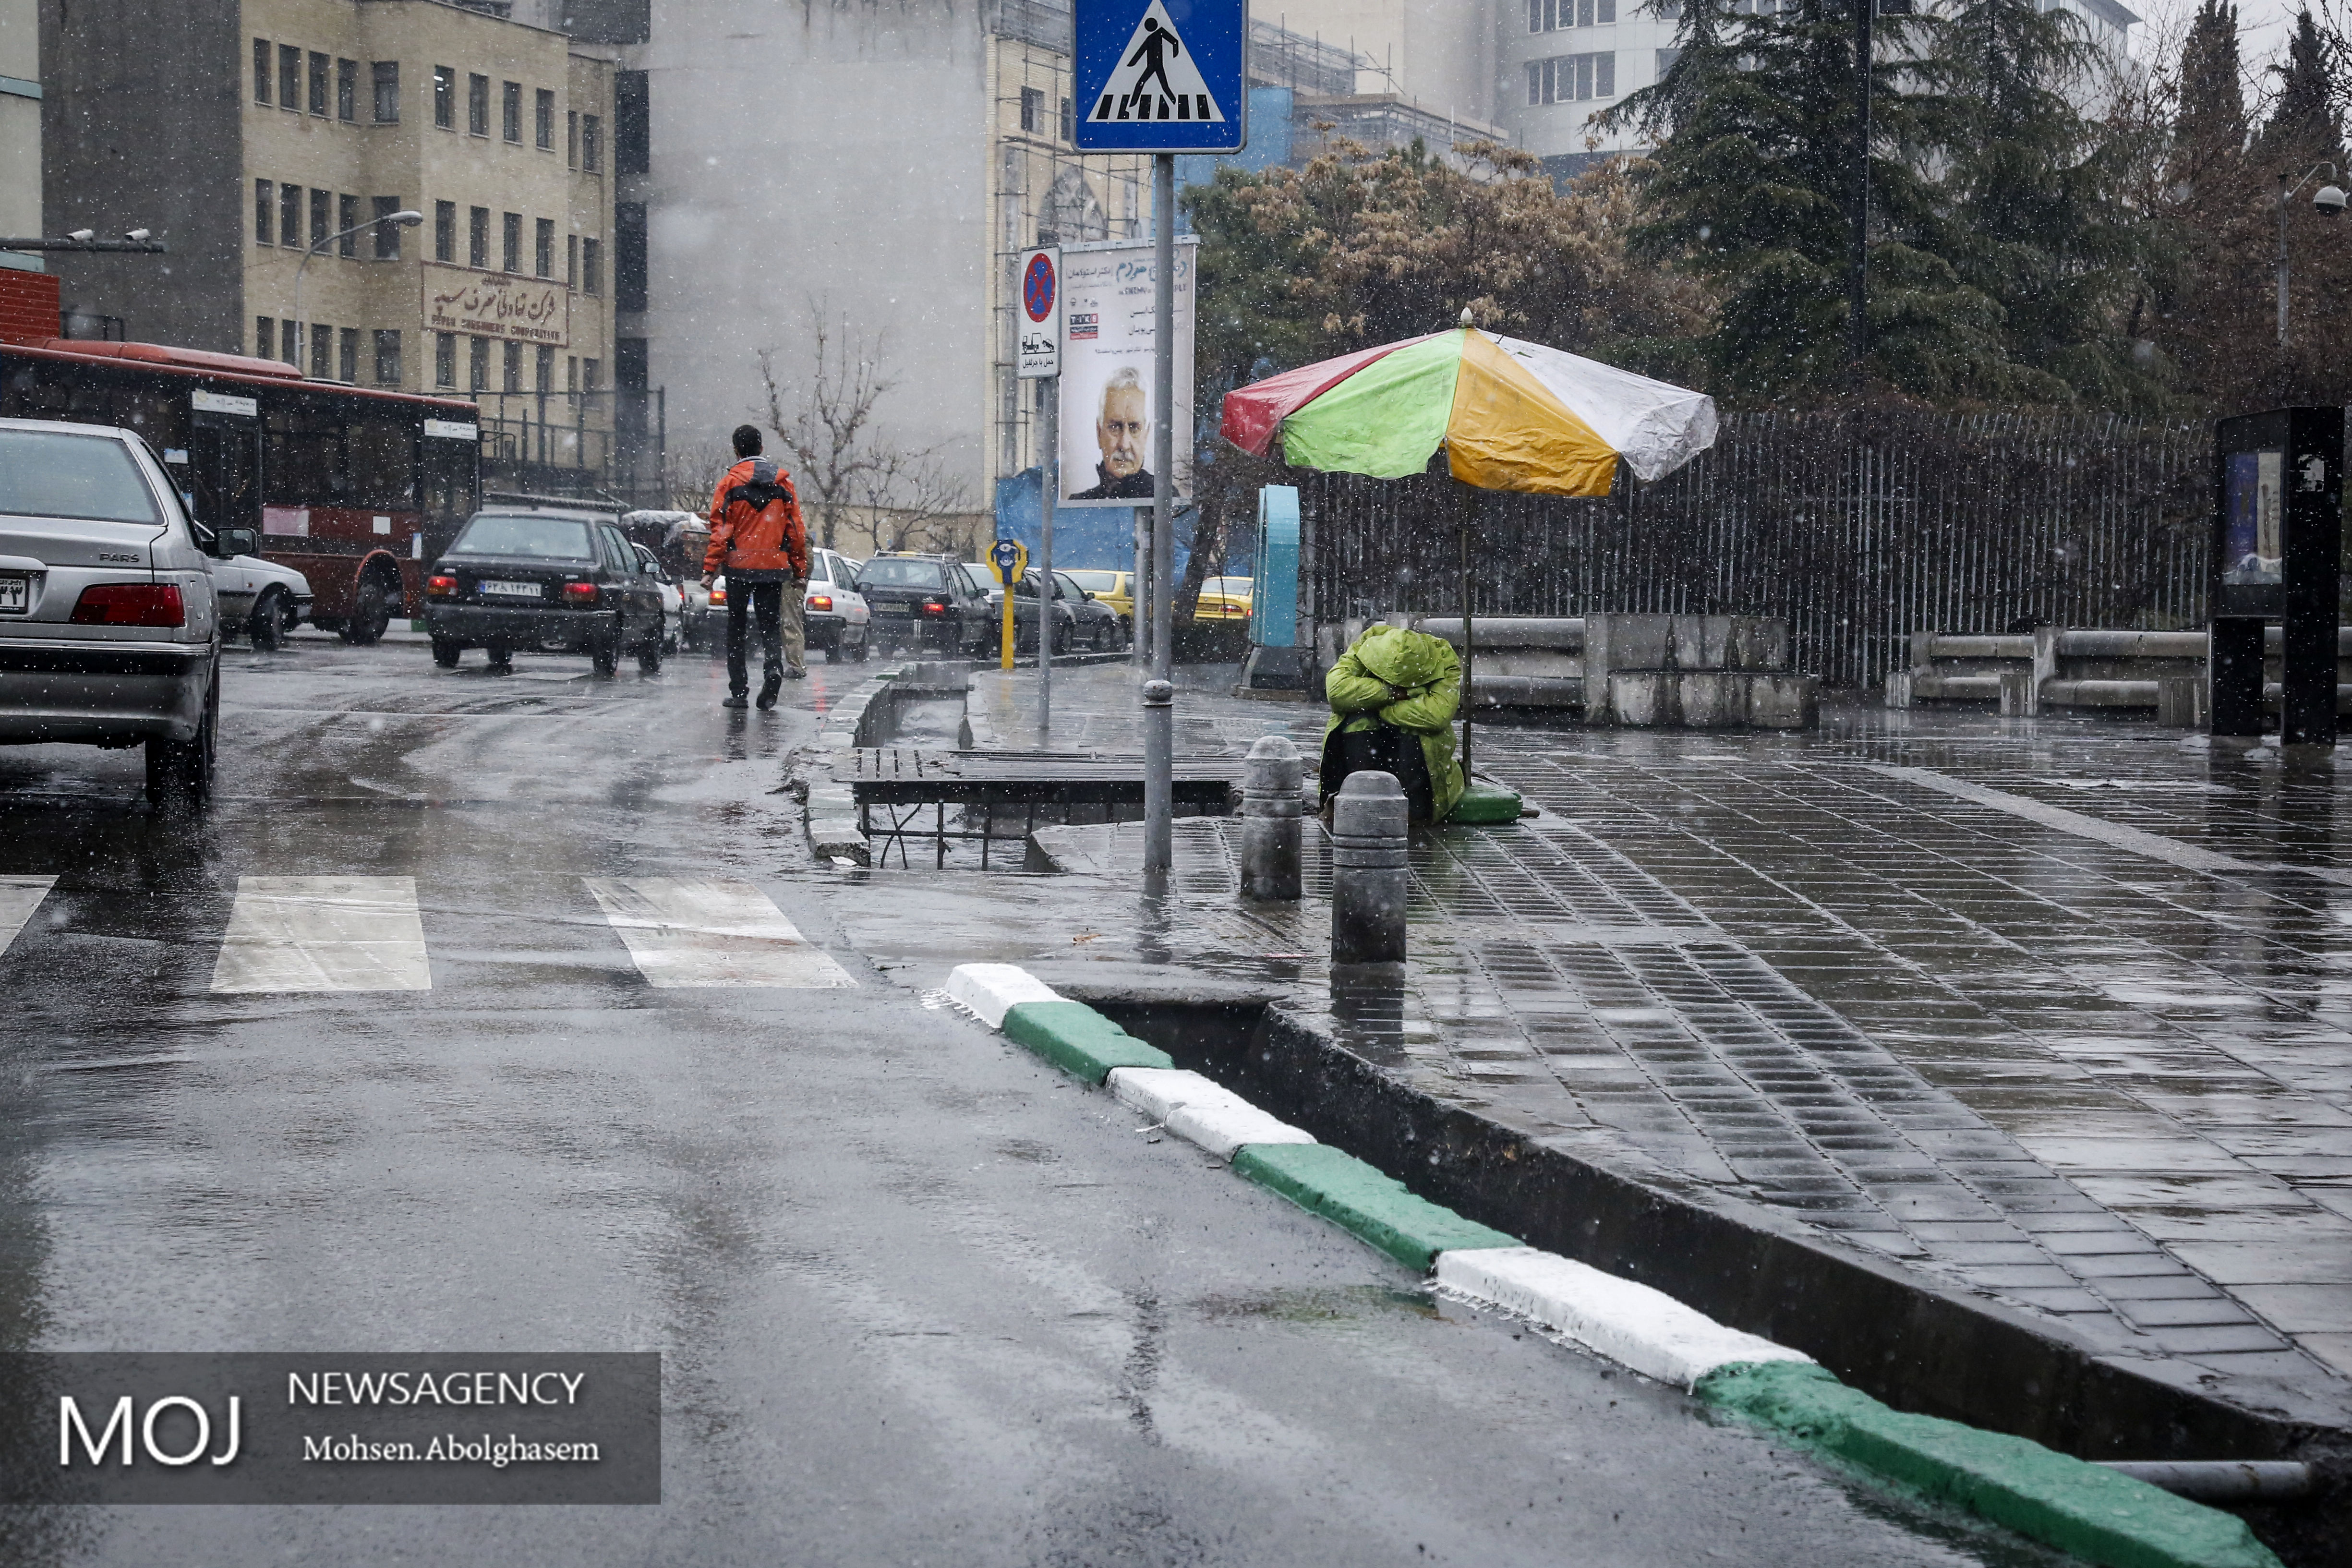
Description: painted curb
xmin=1001 ymin=1000 xmax=1173 ymax=1084
xmin=1435 ymin=1246 xmax=1812 ymax=1391
xmin=1107 ymin=1066 xmax=1318 ymax=1160
xmin=1231 ymin=1142 xmax=1519 ymax=1272
xmin=945 ymin=963 xmax=1064 ymax=1029
xmin=1698 ymin=1362 xmax=2284 ymax=1568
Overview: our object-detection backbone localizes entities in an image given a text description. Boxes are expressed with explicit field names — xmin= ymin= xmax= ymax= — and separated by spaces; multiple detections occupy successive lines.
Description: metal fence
xmin=1300 ymin=410 xmax=2216 ymax=689
xmin=474 ymin=386 xmax=668 ymax=512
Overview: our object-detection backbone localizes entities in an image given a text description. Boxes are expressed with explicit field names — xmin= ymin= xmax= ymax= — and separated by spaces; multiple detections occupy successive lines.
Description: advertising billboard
xmin=1057 ymin=237 xmax=1196 ymax=509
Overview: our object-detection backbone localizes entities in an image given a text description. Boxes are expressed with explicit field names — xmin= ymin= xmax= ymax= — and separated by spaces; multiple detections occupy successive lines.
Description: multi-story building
xmin=0 ymin=0 xmax=35 ymax=247
xmin=40 ymin=0 xmax=625 ymax=489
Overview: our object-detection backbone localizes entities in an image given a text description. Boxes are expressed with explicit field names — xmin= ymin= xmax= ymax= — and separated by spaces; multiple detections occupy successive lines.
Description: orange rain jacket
xmin=704 ymin=457 xmax=810 ymax=580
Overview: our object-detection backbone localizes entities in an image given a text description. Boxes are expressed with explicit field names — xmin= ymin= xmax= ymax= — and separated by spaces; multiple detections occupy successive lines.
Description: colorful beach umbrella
xmin=1219 ymin=324 xmax=1717 ymax=497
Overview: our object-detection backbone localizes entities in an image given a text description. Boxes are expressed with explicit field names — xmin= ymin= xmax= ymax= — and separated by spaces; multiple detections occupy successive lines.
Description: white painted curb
xmin=944 ymin=963 xmax=1064 ymax=1029
xmin=1436 ymin=1247 xmax=1814 ymax=1390
xmin=1107 ymin=1066 xmax=1318 ymax=1161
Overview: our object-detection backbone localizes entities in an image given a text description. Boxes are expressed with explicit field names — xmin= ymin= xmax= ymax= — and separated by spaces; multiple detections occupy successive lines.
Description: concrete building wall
xmin=39 ymin=0 xmax=244 ymax=348
xmin=0 ymin=0 xmax=39 ymax=253
xmin=619 ymin=0 xmax=993 ymax=503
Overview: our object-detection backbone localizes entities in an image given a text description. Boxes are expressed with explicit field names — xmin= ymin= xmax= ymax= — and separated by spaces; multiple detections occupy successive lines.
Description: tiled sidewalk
xmin=949 ymin=665 xmax=2352 ymax=1414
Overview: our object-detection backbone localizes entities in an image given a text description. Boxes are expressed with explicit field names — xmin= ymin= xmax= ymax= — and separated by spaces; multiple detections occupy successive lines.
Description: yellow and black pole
xmin=989 ymin=537 xmax=1027 ymax=671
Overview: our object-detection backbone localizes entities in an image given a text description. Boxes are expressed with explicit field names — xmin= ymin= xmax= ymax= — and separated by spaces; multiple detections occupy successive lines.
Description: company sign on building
xmin=422 ymin=265 xmax=570 ymax=347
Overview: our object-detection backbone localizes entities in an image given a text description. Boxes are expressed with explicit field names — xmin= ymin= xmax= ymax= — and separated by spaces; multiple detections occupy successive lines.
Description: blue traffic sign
xmin=1073 ymin=0 xmax=1247 ymax=154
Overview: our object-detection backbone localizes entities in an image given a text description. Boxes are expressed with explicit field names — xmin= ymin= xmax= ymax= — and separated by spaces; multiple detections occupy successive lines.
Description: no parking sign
xmin=1016 ymin=249 xmax=1059 ymax=380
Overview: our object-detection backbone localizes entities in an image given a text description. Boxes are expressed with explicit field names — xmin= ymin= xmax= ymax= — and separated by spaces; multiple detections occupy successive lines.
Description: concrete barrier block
xmin=1598 ymin=614 xmax=1673 ymax=672
xmin=1677 ymin=671 xmax=1747 ymax=727
xmin=808 ymin=818 xmax=870 ymax=866
xmin=1669 ymin=615 xmax=1734 ymax=670
xmin=945 ymin=963 xmax=1064 ymax=1028
xmin=1747 ymin=674 xmax=1817 ymax=729
xmin=2157 ymin=676 xmax=2205 ymax=728
xmin=1999 ymin=669 xmax=2038 ymax=716
xmin=1608 ymin=672 xmax=1676 ymax=727
xmin=1885 ymin=669 xmax=1915 ymax=710
xmin=1108 ymin=1066 xmax=1317 ymax=1160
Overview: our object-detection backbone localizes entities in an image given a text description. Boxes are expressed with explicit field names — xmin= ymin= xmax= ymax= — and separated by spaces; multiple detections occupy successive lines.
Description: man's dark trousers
xmin=725 ymin=579 xmax=786 ymax=696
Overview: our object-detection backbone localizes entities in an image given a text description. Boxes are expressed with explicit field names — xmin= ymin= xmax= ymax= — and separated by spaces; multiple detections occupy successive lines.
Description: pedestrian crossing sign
xmin=1074 ymin=0 xmax=1247 ymax=154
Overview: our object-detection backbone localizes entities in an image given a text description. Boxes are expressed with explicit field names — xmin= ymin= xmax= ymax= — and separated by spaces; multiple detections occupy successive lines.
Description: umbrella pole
xmin=1456 ymin=479 xmax=1475 ymax=779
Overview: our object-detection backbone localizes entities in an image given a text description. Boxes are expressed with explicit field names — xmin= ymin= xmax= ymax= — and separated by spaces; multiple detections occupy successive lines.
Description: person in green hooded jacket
xmin=1319 ymin=622 xmax=1465 ymax=822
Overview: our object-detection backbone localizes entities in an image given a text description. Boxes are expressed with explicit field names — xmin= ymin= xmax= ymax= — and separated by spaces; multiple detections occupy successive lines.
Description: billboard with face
xmin=1057 ymin=237 xmax=1195 ymax=508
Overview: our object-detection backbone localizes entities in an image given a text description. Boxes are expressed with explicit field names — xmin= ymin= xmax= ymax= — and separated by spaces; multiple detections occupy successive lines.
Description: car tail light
xmin=808 ymin=594 xmax=833 ymax=612
xmin=708 ymin=586 xmax=726 ymax=605
xmin=426 ymin=575 xmax=456 ymax=597
xmin=922 ymin=597 xmax=948 ymax=616
xmin=70 ymin=582 xmax=184 ymax=627
xmin=562 ymin=582 xmax=600 ymax=606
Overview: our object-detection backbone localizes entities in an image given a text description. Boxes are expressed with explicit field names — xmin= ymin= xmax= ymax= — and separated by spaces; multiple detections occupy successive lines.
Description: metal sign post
xmin=990 ymin=537 xmax=1028 ymax=672
xmin=1016 ymin=246 xmax=1061 ymax=735
xmin=1074 ymin=0 xmax=1245 ymax=876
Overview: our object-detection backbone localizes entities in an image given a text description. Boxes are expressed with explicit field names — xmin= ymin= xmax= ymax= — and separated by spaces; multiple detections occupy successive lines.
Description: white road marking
xmin=210 ymin=876 xmax=432 ymax=992
xmin=583 ymin=878 xmax=856 ymax=989
xmin=0 ymin=876 xmax=57 ymax=956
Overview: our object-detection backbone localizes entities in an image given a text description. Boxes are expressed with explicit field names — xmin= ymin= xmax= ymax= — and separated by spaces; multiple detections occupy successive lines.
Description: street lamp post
xmin=2275 ymin=164 xmax=2346 ymax=351
xmin=291 ymin=210 xmax=421 ymax=374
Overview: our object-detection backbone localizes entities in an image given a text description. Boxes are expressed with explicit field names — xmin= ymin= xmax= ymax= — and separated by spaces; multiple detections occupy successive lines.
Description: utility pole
xmin=1143 ymin=153 xmax=1176 ymax=876
xmin=1848 ymin=0 xmax=1873 ymax=377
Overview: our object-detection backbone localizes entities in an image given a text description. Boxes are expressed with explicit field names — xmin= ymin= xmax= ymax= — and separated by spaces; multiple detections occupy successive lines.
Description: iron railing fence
xmin=473 ymin=386 xmax=667 ymax=512
xmin=1299 ymin=410 xmax=2219 ymax=690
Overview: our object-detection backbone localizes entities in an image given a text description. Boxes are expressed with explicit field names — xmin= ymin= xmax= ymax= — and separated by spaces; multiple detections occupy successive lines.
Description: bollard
xmin=1329 ymin=769 xmax=1408 ymax=965
xmin=1240 ymin=735 xmax=1303 ymax=900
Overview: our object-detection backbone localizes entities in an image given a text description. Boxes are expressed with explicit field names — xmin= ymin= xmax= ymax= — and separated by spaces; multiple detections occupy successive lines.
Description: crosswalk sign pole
xmin=1143 ymin=153 xmax=1176 ymax=879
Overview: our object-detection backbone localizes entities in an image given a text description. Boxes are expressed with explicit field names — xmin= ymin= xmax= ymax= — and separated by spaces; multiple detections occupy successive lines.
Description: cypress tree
xmin=2174 ymin=0 xmax=2246 ymax=162
xmin=2261 ymin=9 xmax=2344 ymax=166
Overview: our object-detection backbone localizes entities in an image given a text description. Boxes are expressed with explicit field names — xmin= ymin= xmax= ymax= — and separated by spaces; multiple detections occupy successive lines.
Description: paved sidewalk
xmin=921 ymin=663 xmax=2352 ymax=1428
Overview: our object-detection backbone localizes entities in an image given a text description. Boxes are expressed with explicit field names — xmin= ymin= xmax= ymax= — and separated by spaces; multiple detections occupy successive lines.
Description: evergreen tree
xmin=2174 ymin=0 xmax=2246 ymax=162
xmin=2262 ymin=9 xmax=2344 ymax=165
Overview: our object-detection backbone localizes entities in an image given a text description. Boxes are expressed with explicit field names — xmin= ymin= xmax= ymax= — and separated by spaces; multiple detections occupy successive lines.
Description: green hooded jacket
xmin=1322 ymin=623 xmax=1465 ymax=821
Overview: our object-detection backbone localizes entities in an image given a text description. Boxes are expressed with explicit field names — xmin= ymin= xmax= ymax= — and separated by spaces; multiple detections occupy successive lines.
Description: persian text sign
xmin=422 ymin=265 xmax=570 ymax=346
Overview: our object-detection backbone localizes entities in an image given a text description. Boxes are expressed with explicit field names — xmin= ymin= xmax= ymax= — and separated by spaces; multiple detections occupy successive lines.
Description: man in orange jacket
xmin=704 ymin=424 xmax=810 ymax=709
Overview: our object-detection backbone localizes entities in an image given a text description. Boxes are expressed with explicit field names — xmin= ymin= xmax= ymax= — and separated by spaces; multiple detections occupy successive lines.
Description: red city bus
xmin=0 ymin=339 xmax=481 ymax=642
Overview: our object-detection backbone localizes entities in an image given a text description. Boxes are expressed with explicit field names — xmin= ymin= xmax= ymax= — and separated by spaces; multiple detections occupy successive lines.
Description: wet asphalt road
xmin=0 ymin=636 xmax=2060 ymax=1567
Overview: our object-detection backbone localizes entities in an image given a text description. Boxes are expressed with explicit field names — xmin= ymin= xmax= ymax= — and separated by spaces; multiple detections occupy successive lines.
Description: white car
xmin=206 ymin=550 xmax=312 ymax=651
xmin=630 ymin=543 xmax=686 ymax=654
xmin=804 ymin=548 xmax=871 ymax=663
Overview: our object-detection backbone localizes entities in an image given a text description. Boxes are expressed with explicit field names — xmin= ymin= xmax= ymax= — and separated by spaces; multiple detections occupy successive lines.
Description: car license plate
xmin=480 ymin=580 xmax=541 ymax=599
xmin=0 ymin=574 xmax=24 ymax=614
xmin=874 ymin=603 xmax=908 ymax=615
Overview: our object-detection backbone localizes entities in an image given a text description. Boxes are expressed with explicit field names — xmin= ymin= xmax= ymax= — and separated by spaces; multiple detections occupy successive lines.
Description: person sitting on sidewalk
xmin=1318 ymin=622 xmax=1464 ymax=823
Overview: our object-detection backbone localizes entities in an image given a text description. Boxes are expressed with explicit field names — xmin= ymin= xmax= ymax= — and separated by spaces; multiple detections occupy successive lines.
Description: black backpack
xmin=725 ymin=459 xmax=793 ymax=516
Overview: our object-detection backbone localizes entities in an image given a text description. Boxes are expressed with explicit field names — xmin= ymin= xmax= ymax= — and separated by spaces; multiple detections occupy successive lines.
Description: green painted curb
xmin=1448 ymin=781 xmax=1523 ymax=824
xmin=1001 ymin=1001 xmax=1174 ymax=1085
xmin=1231 ymin=1143 xmax=1519 ymax=1271
xmin=1696 ymin=1363 xmax=2283 ymax=1568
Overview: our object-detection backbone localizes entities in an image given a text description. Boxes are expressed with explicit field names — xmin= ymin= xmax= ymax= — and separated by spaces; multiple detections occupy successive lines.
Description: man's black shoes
xmin=755 ymin=670 xmax=784 ymax=709
xmin=722 ymin=693 xmax=749 ymax=710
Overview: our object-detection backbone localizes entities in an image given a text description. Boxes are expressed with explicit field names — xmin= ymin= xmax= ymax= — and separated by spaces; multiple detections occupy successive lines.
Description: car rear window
xmin=0 ymin=428 xmax=162 ymax=525
xmin=450 ymin=514 xmax=593 ymax=559
xmin=859 ymin=559 xmax=944 ymax=588
xmin=1065 ymin=571 xmax=1119 ymax=592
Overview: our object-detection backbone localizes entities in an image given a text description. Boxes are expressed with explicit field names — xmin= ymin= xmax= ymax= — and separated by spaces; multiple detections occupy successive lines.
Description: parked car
xmin=0 ymin=417 xmax=228 ymax=805
xmin=1061 ymin=569 xmax=1134 ymax=638
xmin=630 ymin=543 xmax=685 ymax=654
xmin=1055 ymin=570 xmax=1125 ymax=651
xmin=682 ymin=574 xmax=721 ymax=654
xmin=970 ymin=564 xmax=1079 ymax=655
xmin=855 ymin=552 xmax=993 ymax=656
xmin=206 ymin=548 xmax=312 ymax=651
xmin=1195 ymin=574 xmax=1254 ymax=623
xmin=423 ymin=506 xmax=668 ymax=676
xmin=803 ymin=548 xmax=872 ymax=662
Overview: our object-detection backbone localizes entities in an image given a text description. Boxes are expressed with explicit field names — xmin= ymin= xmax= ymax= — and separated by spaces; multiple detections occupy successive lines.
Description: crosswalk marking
xmin=582 ymin=878 xmax=856 ymax=989
xmin=0 ymin=876 xmax=56 ymax=957
xmin=211 ymin=876 xmax=433 ymax=993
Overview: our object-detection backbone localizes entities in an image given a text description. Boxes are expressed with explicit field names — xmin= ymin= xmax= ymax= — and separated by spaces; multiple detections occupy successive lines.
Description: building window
xmin=311 ymin=324 xmax=332 ymax=379
xmin=434 ymin=201 xmax=456 ymax=263
xmin=615 ymin=338 xmax=645 ymax=389
xmin=468 ymin=72 xmax=489 ymax=136
xmin=614 ymin=202 xmax=643 ymax=309
xmin=502 ymin=340 xmax=522 ymax=393
xmin=435 ymin=332 xmax=456 ymax=388
xmin=257 ymin=316 xmax=274 ymax=357
xmin=310 ymin=188 xmax=330 ymax=251
xmin=566 ymin=232 xmax=578 ymax=286
xmin=616 ymin=72 xmax=649 ymax=173
xmin=254 ymin=38 xmax=271 ymax=104
xmin=374 ymin=330 xmax=402 ymax=387
xmin=567 ymin=109 xmax=579 ymax=168
xmin=1528 ymin=51 xmax=1616 ymax=103
xmin=372 ymin=61 xmax=399 ymax=122
xmin=502 ymin=212 xmax=521 ymax=274
xmin=581 ymin=114 xmax=601 ymax=173
xmin=469 ymin=336 xmax=490 ymax=392
xmin=1532 ymin=0 xmax=1614 ymax=26
xmin=279 ymin=45 xmax=300 ymax=111
xmin=536 ymin=88 xmax=555 ymax=149
xmin=254 ymin=179 xmax=273 ymax=243
xmin=280 ymin=183 xmax=302 ymax=247
xmin=535 ymin=218 xmax=555 ymax=278
xmin=373 ymin=195 xmax=404 ymax=259
xmin=1020 ymin=86 xmax=1044 ymax=133
xmin=307 ymin=51 xmax=328 ymax=115
xmin=536 ymin=344 xmax=555 ymax=390
xmin=339 ymin=327 xmax=359 ymax=383
xmin=566 ymin=355 xmax=578 ymax=392
xmin=502 ymin=80 xmax=521 ymax=142
xmin=582 ymin=236 xmax=602 ymax=298
xmin=337 ymin=58 xmax=357 ymax=121
xmin=582 ymin=358 xmax=600 ymax=391
xmin=1656 ymin=47 xmax=1681 ymax=80
xmin=468 ymin=206 xmax=489 ymax=268
xmin=1060 ymin=96 xmax=1073 ymax=143
xmin=281 ymin=319 xmax=299 ymax=365
xmin=339 ymin=193 xmax=360 ymax=255
xmin=434 ymin=66 xmax=454 ymax=128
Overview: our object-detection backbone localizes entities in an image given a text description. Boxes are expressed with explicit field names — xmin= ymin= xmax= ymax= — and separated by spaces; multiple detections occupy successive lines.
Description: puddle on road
xmin=1193 ymin=1284 xmax=1438 ymax=1325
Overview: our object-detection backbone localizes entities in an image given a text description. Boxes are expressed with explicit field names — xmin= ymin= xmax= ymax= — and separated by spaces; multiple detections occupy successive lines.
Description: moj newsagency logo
xmin=0 ymin=1353 xmax=660 ymax=1503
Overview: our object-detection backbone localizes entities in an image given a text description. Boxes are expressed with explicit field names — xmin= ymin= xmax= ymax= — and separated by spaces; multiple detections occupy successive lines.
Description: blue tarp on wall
xmin=993 ymin=468 xmax=1194 ymax=576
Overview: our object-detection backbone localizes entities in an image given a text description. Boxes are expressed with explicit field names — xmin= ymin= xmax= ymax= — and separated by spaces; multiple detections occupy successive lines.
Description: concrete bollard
xmin=1329 ymin=769 xmax=1409 ymax=965
xmin=1240 ymin=735 xmax=1304 ymax=900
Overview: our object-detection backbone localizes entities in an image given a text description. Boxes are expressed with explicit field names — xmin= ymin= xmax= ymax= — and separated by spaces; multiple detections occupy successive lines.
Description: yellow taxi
xmin=1061 ymin=569 xmax=1133 ymax=636
xmin=1194 ymin=574 xmax=1254 ymax=623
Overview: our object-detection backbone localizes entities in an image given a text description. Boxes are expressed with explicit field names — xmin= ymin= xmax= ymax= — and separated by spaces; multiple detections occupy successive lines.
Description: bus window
xmin=348 ymin=414 xmax=419 ymax=509
xmin=264 ymin=403 xmax=348 ymax=505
